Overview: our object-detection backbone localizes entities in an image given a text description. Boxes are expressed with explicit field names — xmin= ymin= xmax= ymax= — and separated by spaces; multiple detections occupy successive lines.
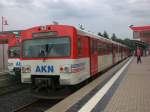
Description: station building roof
xmin=130 ymin=25 xmax=150 ymax=31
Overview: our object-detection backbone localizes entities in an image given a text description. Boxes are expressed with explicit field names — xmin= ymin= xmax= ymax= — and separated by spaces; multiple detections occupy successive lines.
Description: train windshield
xmin=8 ymin=46 xmax=20 ymax=58
xmin=22 ymin=37 xmax=70 ymax=58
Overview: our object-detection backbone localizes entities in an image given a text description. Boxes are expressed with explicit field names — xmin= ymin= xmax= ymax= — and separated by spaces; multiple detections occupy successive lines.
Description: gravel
xmin=0 ymin=89 xmax=38 ymax=112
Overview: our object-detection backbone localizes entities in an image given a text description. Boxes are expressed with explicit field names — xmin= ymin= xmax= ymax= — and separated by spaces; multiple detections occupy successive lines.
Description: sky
xmin=0 ymin=0 xmax=150 ymax=39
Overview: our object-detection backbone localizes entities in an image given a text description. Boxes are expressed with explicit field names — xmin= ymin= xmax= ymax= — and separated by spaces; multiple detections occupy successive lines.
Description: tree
xmin=97 ymin=32 xmax=102 ymax=36
xmin=111 ymin=33 xmax=117 ymax=41
xmin=110 ymin=34 xmax=136 ymax=52
xmin=123 ymin=38 xmax=136 ymax=51
xmin=103 ymin=31 xmax=109 ymax=39
xmin=114 ymin=37 xmax=136 ymax=52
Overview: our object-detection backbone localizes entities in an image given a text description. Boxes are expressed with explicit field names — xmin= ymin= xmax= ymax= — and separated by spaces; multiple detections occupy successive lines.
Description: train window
xmin=117 ymin=46 xmax=119 ymax=53
xmin=90 ymin=40 xmax=95 ymax=54
xmin=22 ymin=37 xmax=70 ymax=58
xmin=110 ymin=45 xmax=113 ymax=53
xmin=105 ymin=45 xmax=108 ymax=54
xmin=114 ymin=46 xmax=117 ymax=52
xmin=94 ymin=41 xmax=97 ymax=53
xmin=98 ymin=43 xmax=102 ymax=54
xmin=106 ymin=45 xmax=109 ymax=54
xmin=78 ymin=38 xmax=82 ymax=56
xmin=109 ymin=45 xmax=112 ymax=53
xmin=119 ymin=47 xmax=121 ymax=53
xmin=103 ymin=44 xmax=107 ymax=54
xmin=8 ymin=46 xmax=20 ymax=58
xmin=90 ymin=40 xmax=93 ymax=53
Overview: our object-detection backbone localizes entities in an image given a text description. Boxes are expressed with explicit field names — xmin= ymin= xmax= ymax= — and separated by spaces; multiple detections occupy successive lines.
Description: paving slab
xmin=103 ymin=56 xmax=150 ymax=112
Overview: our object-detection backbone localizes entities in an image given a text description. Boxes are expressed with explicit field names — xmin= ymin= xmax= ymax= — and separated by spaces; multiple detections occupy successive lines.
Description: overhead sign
xmin=32 ymin=32 xmax=58 ymax=38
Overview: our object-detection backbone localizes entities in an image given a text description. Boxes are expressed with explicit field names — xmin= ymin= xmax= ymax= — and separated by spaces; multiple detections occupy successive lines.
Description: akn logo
xmin=16 ymin=61 xmax=21 ymax=66
xmin=35 ymin=65 xmax=54 ymax=73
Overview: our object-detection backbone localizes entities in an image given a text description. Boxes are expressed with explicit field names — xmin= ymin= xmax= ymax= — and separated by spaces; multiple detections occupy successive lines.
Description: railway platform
xmin=46 ymin=56 xmax=150 ymax=112
xmin=101 ymin=56 xmax=150 ymax=112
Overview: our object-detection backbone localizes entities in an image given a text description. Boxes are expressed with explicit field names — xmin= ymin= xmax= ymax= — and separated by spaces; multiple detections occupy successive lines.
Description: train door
xmin=90 ymin=38 xmax=98 ymax=76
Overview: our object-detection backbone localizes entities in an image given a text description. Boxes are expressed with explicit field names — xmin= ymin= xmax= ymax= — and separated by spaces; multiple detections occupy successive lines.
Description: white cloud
xmin=31 ymin=0 xmax=50 ymax=9
xmin=0 ymin=0 xmax=17 ymax=6
xmin=0 ymin=0 xmax=150 ymax=38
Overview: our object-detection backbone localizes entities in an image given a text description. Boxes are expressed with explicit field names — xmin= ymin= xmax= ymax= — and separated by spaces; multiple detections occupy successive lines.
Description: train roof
xmin=0 ymin=30 xmax=21 ymax=38
xmin=0 ymin=33 xmax=16 ymax=44
xmin=77 ymin=28 xmax=127 ymax=48
xmin=21 ymin=24 xmax=128 ymax=48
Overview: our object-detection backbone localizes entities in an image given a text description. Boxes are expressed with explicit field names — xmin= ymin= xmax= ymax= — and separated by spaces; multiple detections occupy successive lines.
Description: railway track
xmin=14 ymin=99 xmax=60 ymax=112
xmin=0 ymin=72 xmax=29 ymax=96
xmin=0 ymin=83 xmax=29 ymax=96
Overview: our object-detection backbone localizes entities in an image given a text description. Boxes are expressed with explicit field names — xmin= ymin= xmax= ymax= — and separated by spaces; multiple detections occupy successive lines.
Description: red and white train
xmin=20 ymin=25 xmax=130 ymax=91
xmin=0 ymin=33 xmax=21 ymax=75
xmin=8 ymin=36 xmax=21 ymax=75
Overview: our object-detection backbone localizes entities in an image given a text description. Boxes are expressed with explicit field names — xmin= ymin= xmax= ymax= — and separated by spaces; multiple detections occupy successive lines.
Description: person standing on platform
xmin=136 ymin=47 xmax=142 ymax=64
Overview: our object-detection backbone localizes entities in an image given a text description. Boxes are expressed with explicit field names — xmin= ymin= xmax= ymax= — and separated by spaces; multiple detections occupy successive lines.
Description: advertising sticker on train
xmin=71 ymin=62 xmax=86 ymax=73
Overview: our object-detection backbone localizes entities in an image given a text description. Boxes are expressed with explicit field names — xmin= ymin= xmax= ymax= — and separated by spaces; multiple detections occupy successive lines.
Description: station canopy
xmin=130 ymin=25 xmax=150 ymax=31
xmin=0 ymin=30 xmax=21 ymax=44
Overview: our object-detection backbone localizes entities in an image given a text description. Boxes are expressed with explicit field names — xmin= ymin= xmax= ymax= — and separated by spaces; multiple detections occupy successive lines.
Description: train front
xmin=8 ymin=38 xmax=21 ymax=76
xmin=21 ymin=25 xmax=84 ymax=95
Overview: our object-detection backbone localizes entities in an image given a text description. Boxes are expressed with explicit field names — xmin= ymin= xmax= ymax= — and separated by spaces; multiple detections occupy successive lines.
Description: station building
xmin=130 ymin=25 xmax=150 ymax=56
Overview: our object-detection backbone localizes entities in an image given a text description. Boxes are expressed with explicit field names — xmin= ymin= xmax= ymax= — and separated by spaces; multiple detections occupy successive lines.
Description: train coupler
xmin=31 ymin=75 xmax=60 ymax=92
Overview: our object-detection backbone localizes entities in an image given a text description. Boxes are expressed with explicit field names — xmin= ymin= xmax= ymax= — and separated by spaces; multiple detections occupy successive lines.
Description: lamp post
xmin=1 ymin=16 xmax=5 ymax=72
xmin=2 ymin=16 xmax=3 ymax=32
xmin=1 ymin=16 xmax=7 ymax=72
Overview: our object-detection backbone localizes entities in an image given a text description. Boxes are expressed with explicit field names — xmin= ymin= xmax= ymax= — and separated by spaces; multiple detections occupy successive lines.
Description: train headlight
xmin=59 ymin=65 xmax=71 ymax=73
xmin=22 ymin=65 xmax=31 ymax=73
